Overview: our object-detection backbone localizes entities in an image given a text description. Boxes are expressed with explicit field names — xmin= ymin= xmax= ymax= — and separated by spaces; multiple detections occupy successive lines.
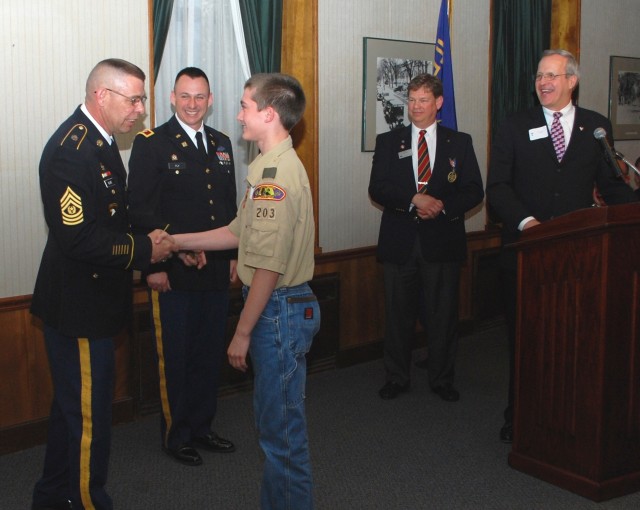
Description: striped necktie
xmin=550 ymin=112 xmax=565 ymax=161
xmin=417 ymin=130 xmax=431 ymax=192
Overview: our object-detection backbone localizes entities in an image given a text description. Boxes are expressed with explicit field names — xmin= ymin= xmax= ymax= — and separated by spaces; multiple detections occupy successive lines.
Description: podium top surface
xmin=509 ymin=203 xmax=640 ymax=248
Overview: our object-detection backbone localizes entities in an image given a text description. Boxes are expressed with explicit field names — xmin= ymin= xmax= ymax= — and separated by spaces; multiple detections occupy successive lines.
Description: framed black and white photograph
xmin=608 ymin=55 xmax=640 ymax=140
xmin=362 ymin=37 xmax=435 ymax=151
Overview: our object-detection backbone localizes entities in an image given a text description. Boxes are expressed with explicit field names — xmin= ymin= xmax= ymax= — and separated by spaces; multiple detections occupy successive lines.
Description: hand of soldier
xmin=148 ymin=229 xmax=177 ymax=263
xmin=146 ymin=272 xmax=171 ymax=293
xmin=178 ymin=250 xmax=207 ymax=269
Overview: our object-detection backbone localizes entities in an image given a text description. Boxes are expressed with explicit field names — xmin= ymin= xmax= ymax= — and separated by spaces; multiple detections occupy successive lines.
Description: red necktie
xmin=417 ymin=130 xmax=431 ymax=192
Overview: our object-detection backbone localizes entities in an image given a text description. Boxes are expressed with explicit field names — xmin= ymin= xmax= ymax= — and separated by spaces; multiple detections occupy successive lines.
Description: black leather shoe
xmin=32 ymin=500 xmax=73 ymax=510
xmin=162 ymin=445 xmax=203 ymax=466
xmin=500 ymin=421 xmax=513 ymax=443
xmin=378 ymin=381 xmax=410 ymax=399
xmin=192 ymin=433 xmax=236 ymax=453
xmin=432 ymin=384 xmax=460 ymax=402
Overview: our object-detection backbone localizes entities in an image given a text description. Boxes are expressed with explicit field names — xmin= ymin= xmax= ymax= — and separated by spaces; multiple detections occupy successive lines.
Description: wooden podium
xmin=508 ymin=203 xmax=640 ymax=501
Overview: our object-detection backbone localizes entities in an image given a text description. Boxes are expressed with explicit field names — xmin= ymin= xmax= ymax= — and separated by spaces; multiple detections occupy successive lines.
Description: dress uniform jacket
xmin=128 ymin=115 xmax=237 ymax=290
xmin=369 ymin=123 xmax=484 ymax=264
xmin=487 ymin=106 xmax=638 ymax=245
xmin=31 ymin=106 xmax=153 ymax=338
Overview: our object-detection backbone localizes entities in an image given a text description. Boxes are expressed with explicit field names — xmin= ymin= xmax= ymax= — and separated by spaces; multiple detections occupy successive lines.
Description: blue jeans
xmin=244 ymin=283 xmax=320 ymax=510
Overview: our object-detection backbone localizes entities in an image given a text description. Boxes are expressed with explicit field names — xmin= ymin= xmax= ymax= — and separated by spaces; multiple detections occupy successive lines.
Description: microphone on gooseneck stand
xmin=593 ymin=127 xmax=622 ymax=178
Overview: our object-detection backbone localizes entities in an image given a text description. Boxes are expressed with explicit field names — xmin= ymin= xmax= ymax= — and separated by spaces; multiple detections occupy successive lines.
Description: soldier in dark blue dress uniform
xmin=128 ymin=67 xmax=237 ymax=467
xmin=30 ymin=59 xmax=176 ymax=510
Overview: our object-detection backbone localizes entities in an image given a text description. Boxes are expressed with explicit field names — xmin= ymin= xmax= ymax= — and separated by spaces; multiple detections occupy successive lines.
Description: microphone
xmin=614 ymin=148 xmax=640 ymax=179
xmin=593 ymin=127 xmax=622 ymax=178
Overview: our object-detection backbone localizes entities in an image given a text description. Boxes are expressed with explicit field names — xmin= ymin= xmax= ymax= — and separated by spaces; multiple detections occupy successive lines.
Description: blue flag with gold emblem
xmin=434 ymin=0 xmax=457 ymax=130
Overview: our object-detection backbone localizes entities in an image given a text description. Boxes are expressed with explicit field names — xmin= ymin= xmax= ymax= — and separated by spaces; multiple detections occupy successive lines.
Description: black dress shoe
xmin=192 ymin=433 xmax=236 ymax=453
xmin=378 ymin=381 xmax=409 ymax=399
xmin=500 ymin=421 xmax=513 ymax=443
xmin=162 ymin=445 xmax=203 ymax=466
xmin=432 ymin=384 xmax=460 ymax=402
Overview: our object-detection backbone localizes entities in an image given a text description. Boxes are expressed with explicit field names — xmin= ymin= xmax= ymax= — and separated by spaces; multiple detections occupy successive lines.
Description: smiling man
xmin=486 ymin=49 xmax=638 ymax=444
xmin=31 ymin=58 xmax=176 ymax=510
xmin=368 ymin=73 xmax=484 ymax=404
xmin=128 ymin=67 xmax=238 ymax=467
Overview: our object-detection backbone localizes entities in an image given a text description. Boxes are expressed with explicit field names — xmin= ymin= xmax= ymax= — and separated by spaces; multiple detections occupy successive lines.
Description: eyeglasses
xmin=105 ymin=88 xmax=147 ymax=106
xmin=534 ymin=73 xmax=571 ymax=82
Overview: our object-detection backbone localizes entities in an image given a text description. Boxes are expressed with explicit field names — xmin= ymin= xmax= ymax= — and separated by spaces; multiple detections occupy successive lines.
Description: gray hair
xmin=541 ymin=49 xmax=580 ymax=81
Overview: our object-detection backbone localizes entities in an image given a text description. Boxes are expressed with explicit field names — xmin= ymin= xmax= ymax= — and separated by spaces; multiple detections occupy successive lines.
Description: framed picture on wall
xmin=608 ymin=55 xmax=640 ymax=140
xmin=362 ymin=37 xmax=435 ymax=152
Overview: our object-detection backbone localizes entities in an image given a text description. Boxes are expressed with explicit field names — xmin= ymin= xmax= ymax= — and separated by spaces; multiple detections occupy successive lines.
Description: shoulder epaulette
xmin=138 ymin=128 xmax=155 ymax=138
xmin=60 ymin=124 xmax=88 ymax=150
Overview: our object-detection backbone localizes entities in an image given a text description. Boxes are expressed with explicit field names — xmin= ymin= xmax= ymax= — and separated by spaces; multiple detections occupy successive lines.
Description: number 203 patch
xmin=256 ymin=206 xmax=276 ymax=219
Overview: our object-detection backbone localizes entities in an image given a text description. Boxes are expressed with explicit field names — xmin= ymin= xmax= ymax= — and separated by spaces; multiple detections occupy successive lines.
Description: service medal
xmin=448 ymin=158 xmax=457 ymax=183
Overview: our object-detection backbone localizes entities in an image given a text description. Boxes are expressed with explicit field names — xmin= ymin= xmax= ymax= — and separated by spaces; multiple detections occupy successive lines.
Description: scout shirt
xmin=229 ymin=136 xmax=314 ymax=288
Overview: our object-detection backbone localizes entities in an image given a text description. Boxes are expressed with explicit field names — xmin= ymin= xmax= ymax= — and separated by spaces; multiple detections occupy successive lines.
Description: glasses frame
xmin=105 ymin=88 xmax=147 ymax=106
xmin=534 ymin=73 xmax=571 ymax=82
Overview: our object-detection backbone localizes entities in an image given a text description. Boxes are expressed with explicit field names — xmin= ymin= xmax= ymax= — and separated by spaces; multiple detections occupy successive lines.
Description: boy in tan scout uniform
xmin=173 ymin=73 xmax=319 ymax=510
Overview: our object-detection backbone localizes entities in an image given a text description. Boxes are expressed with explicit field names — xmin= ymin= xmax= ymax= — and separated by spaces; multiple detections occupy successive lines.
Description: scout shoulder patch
xmin=60 ymin=186 xmax=83 ymax=225
xmin=252 ymin=183 xmax=286 ymax=201
xmin=60 ymin=124 xmax=88 ymax=150
xmin=262 ymin=167 xmax=277 ymax=179
xmin=138 ymin=128 xmax=155 ymax=138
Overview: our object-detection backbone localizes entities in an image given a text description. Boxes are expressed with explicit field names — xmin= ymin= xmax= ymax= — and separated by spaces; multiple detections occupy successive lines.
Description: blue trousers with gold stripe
xmin=32 ymin=325 xmax=114 ymax=510
xmin=151 ymin=289 xmax=229 ymax=450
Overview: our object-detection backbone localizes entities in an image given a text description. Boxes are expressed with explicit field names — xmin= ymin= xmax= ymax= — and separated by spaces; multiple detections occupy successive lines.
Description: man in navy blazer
xmin=486 ymin=49 xmax=638 ymax=443
xmin=369 ymin=74 xmax=484 ymax=402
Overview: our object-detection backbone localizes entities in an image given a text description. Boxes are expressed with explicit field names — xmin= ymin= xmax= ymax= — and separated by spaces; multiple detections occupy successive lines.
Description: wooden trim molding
xmin=281 ymin=0 xmax=320 ymax=252
xmin=551 ymin=0 xmax=581 ymax=60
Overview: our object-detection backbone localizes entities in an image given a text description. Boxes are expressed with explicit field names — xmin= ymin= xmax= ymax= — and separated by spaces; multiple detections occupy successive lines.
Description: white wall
xmin=318 ymin=0 xmax=490 ymax=253
xmin=580 ymin=0 xmax=640 ymax=162
xmin=0 ymin=0 xmax=150 ymax=298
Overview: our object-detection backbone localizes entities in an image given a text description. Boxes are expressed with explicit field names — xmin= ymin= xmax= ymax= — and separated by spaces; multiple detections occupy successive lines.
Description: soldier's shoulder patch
xmin=60 ymin=124 xmax=88 ymax=150
xmin=252 ymin=183 xmax=286 ymax=201
xmin=137 ymin=128 xmax=155 ymax=138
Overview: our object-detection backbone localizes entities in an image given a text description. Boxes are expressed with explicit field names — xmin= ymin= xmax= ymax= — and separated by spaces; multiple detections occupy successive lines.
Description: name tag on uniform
xmin=398 ymin=149 xmax=412 ymax=159
xmin=529 ymin=126 xmax=548 ymax=141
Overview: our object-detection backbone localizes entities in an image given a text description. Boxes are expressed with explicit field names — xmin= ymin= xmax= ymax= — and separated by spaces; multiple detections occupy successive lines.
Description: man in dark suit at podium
xmin=486 ymin=49 xmax=638 ymax=444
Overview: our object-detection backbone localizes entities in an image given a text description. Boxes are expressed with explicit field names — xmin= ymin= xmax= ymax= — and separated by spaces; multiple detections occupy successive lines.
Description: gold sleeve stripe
xmin=125 ymin=233 xmax=135 ymax=270
xmin=77 ymin=337 xmax=94 ymax=509
xmin=112 ymin=244 xmax=131 ymax=256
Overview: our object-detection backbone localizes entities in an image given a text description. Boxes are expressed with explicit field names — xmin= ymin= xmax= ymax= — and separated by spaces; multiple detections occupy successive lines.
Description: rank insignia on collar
xmin=139 ymin=128 xmax=155 ymax=138
xmin=97 ymin=139 xmax=104 ymax=147
xmin=60 ymin=186 xmax=83 ymax=226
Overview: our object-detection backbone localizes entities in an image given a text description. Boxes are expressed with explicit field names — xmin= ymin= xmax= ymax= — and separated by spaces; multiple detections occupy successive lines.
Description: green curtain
xmin=490 ymin=0 xmax=551 ymax=140
xmin=153 ymin=0 xmax=175 ymax=79
xmin=239 ymin=0 xmax=282 ymax=74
